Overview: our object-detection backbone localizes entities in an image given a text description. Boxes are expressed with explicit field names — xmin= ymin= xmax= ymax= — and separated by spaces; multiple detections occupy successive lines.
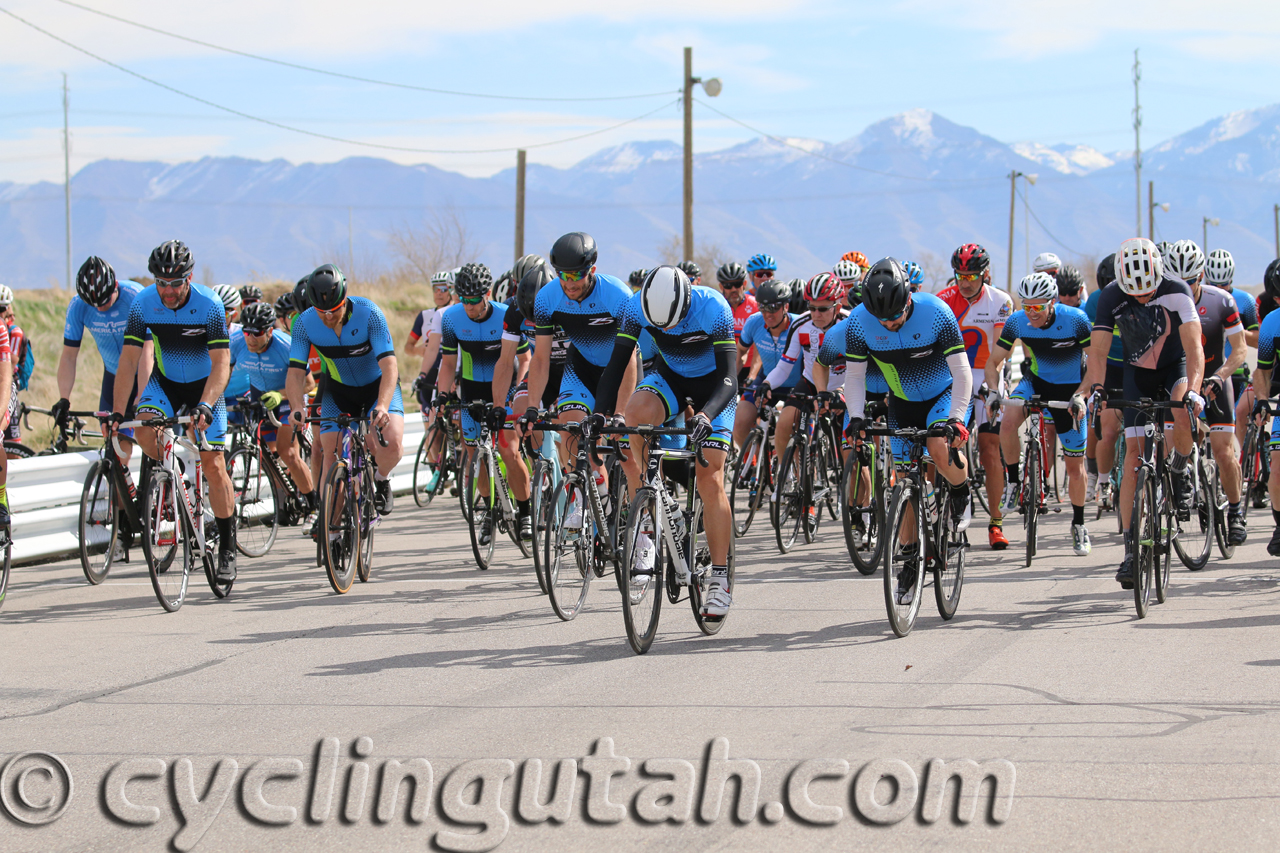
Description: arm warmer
xmin=947 ymin=351 xmax=973 ymax=421
xmin=700 ymin=346 xmax=739 ymax=420
xmin=593 ymin=337 xmax=637 ymax=415
xmin=843 ymin=359 xmax=868 ymax=418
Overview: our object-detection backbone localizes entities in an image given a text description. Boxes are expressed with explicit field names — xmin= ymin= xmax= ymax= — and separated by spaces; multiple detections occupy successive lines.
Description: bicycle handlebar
xmin=114 ymin=414 xmax=212 ymax=456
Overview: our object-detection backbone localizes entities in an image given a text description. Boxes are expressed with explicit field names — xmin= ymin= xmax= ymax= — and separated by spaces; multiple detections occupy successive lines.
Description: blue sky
xmin=2 ymin=0 xmax=1278 ymax=185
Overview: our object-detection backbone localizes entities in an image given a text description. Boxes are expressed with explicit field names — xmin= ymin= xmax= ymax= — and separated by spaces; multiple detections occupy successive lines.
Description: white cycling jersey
xmin=763 ymin=309 xmax=848 ymax=389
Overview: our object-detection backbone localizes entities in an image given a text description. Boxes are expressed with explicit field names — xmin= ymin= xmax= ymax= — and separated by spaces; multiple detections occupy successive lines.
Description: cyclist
xmin=1252 ymin=260 xmax=1280 ymax=553
xmin=1083 ymin=238 xmax=1204 ymax=589
xmin=231 ymin=302 xmax=317 ymax=515
xmin=1056 ymin=264 xmax=1087 ymax=309
xmin=746 ymin=253 xmax=777 ymax=294
xmin=504 ymin=264 xmax=565 ymax=453
xmin=408 ymin=270 xmax=457 ymax=415
xmin=238 ymin=285 xmax=263 ymax=307
xmin=1033 ymin=252 xmax=1061 ymax=277
xmin=842 ymin=258 xmax=974 ymax=605
xmin=717 ymin=262 xmax=757 ymax=384
xmin=938 ymin=243 xmax=1013 ymax=549
xmin=54 ymin=257 xmax=153 ymax=464
xmin=732 ymin=278 xmax=800 ymax=449
xmin=1083 ymin=254 xmax=1125 ymax=504
xmin=1165 ymin=241 xmax=1248 ymax=544
xmin=520 ymin=232 xmax=636 ymax=495
xmin=679 ymin=261 xmax=703 ymax=288
xmin=628 ymin=269 xmax=648 ymax=292
xmin=902 ymin=261 xmax=925 ymax=293
xmin=274 ymin=292 xmax=296 ymax=333
xmin=216 ymin=285 xmax=251 ymax=423
xmin=1206 ymin=249 xmax=1262 ymax=462
xmin=758 ymin=273 xmax=848 ymax=478
xmin=986 ymin=272 xmax=1093 ymax=555
xmin=112 ymin=240 xmax=238 ymax=582
xmin=840 ymin=251 xmax=869 ymax=275
xmin=437 ymin=262 xmax=532 ymax=542
xmin=0 ymin=310 xmax=12 ymax=525
xmin=0 ymin=287 xmax=25 ymax=454
xmin=594 ymin=266 xmax=738 ymax=621
xmin=285 ymin=264 xmax=404 ymax=516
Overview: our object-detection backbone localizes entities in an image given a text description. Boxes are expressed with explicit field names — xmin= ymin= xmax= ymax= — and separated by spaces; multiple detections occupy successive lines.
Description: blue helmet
xmin=746 ymin=253 xmax=777 ymax=273
xmin=903 ymin=261 xmax=925 ymax=289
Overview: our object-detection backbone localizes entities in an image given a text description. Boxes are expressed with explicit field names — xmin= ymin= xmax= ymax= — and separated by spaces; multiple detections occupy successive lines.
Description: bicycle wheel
xmin=1173 ymin=448 xmax=1212 ymax=571
xmin=772 ymin=443 xmax=804 ymax=553
xmin=1239 ymin=425 xmax=1259 ymax=521
xmin=883 ymin=482 xmax=924 ymax=637
xmin=529 ymin=460 xmax=554 ymax=595
xmin=358 ymin=472 xmax=375 ymax=583
xmin=0 ymin=535 xmax=9 ymax=609
xmin=820 ymin=427 xmax=840 ymax=521
xmin=142 ymin=470 xmax=189 ymax=612
xmin=412 ymin=427 xmax=440 ymax=507
xmin=3 ymin=441 xmax=35 ymax=459
xmin=78 ymin=459 xmax=118 ymax=585
xmin=620 ymin=487 xmax=664 ymax=653
xmin=321 ymin=461 xmax=360 ymax=594
xmin=1212 ymin=459 xmax=1235 ymax=560
xmin=933 ymin=483 xmax=966 ymax=620
xmin=1024 ymin=439 xmax=1041 ymax=568
xmin=688 ymin=496 xmax=734 ymax=636
xmin=803 ymin=440 xmax=822 ymax=544
xmin=841 ymin=448 xmax=881 ymax=576
xmin=202 ymin=512 xmax=232 ymax=599
xmin=546 ymin=477 xmax=591 ymax=621
xmin=465 ymin=447 xmax=497 ymax=570
xmin=227 ymin=447 xmax=279 ymax=558
xmin=968 ymin=435 xmax=990 ymax=516
xmin=1154 ymin=475 xmax=1174 ymax=604
xmin=1131 ymin=467 xmax=1156 ymax=618
xmin=730 ymin=430 xmax=763 ymax=537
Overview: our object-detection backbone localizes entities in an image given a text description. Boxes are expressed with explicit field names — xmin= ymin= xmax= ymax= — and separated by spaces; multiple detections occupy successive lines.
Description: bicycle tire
xmin=228 ymin=447 xmax=280 ymax=558
xmin=3 ymin=441 xmax=35 ymax=459
xmin=804 ymin=437 xmax=826 ymax=543
xmin=1024 ymin=438 xmax=1041 ymax=568
xmin=730 ymin=430 xmax=763 ymax=537
xmin=1173 ymin=448 xmax=1212 ymax=571
xmin=412 ymin=430 xmax=435 ymax=507
xmin=1212 ymin=459 xmax=1235 ymax=560
xmin=933 ymin=482 xmax=966 ymax=620
xmin=968 ymin=436 xmax=990 ymax=516
xmin=78 ymin=459 xmax=118 ymax=585
xmin=465 ymin=447 xmax=497 ymax=570
xmin=0 ymin=535 xmax=9 ymax=609
xmin=883 ymin=482 xmax=924 ymax=637
xmin=321 ymin=461 xmax=360 ymax=594
xmin=689 ymin=497 xmax=734 ymax=636
xmin=545 ymin=477 xmax=591 ymax=621
xmin=1131 ymin=467 xmax=1155 ymax=618
xmin=500 ymin=462 xmax=533 ymax=560
xmin=841 ymin=448 xmax=881 ymax=576
xmin=529 ymin=460 xmax=554 ymax=595
xmin=358 ymin=470 xmax=375 ymax=583
xmin=821 ymin=425 xmax=840 ymax=521
xmin=202 ymin=513 xmax=232 ymax=599
xmin=1239 ymin=424 xmax=1258 ymax=521
xmin=772 ymin=443 xmax=803 ymax=554
xmin=620 ymin=487 xmax=664 ymax=654
xmin=142 ymin=470 xmax=189 ymax=612
xmin=1154 ymin=473 xmax=1173 ymax=604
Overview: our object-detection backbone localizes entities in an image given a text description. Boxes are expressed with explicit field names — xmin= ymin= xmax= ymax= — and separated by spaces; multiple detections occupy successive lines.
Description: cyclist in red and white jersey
xmin=937 ymin=243 xmax=1014 ymax=549
xmin=717 ymin=262 xmax=758 ymax=386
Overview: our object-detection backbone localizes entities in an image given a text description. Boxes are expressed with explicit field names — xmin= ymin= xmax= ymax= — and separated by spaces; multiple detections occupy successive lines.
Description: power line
xmin=1015 ymin=185 xmax=1082 ymax=256
xmin=50 ymin=0 xmax=677 ymax=103
xmin=0 ymin=5 xmax=680 ymax=155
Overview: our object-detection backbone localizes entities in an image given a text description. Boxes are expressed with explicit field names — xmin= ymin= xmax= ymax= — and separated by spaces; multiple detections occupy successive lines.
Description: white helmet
xmin=1164 ymin=240 xmax=1205 ymax=284
xmin=1206 ymin=249 xmax=1234 ymax=285
xmin=213 ymin=283 xmax=242 ymax=312
xmin=832 ymin=259 xmax=862 ymax=286
xmin=430 ymin=269 xmax=455 ymax=289
xmin=1033 ymin=252 xmax=1062 ymax=274
xmin=1017 ymin=272 xmax=1059 ymax=303
xmin=641 ymin=265 xmax=692 ymax=329
xmin=1116 ymin=238 xmax=1164 ymax=296
xmin=0 ymin=285 xmax=12 ymax=307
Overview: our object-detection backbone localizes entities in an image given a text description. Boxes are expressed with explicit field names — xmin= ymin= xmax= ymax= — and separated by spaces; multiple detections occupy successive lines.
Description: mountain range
xmin=2 ymin=104 xmax=1279 ymax=289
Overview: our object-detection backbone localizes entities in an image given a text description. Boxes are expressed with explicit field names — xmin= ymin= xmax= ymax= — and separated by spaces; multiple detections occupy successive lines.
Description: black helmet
xmin=861 ymin=257 xmax=912 ymax=320
xmin=148 ymin=240 xmax=194 ymax=279
xmin=628 ymin=269 xmax=648 ymax=291
xmin=716 ymin=262 xmax=746 ymax=285
xmin=306 ymin=264 xmax=347 ymax=311
xmin=455 ymin=262 xmax=493 ymax=298
xmin=678 ymin=260 xmax=702 ymax=282
xmin=516 ymin=263 xmax=556 ymax=320
xmin=787 ymin=278 xmax=808 ymax=314
xmin=1096 ymin=253 xmax=1117 ymax=288
xmin=845 ymin=276 xmax=864 ymax=309
xmin=275 ymin=292 xmax=295 ymax=318
xmin=512 ymin=254 xmax=546 ymax=286
xmin=1264 ymin=259 xmax=1280 ymax=300
xmin=76 ymin=255 xmax=117 ymax=308
xmin=1056 ymin=263 xmax=1085 ymax=297
xmin=239 ymin=284 xmax=263 ymax=305
xmin=755 ymin=277 xmax=793 ymax=310
xmin=292 ymin=276 xmax=311 ymax=312
xmin=549 ymin=232 xmax=597 ymax=274
xmin=241 ymin=301 xmax=276 ymax=333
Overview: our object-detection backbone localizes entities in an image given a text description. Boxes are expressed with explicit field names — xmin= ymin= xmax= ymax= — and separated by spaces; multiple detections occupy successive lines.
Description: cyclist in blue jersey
xmin=438 ymin=262 xmax=533 ymax=542
xmin=215 ymin=285 xmax=251 ymax=424
xmin=595 ymin=266 xmax=739 ymax=621
xmin=286 ymin=264 xmax=404 ymax=516
xmin=112 ymin=240 xmax=238 ymax=581
xmin=985 ymin=273 xmax=1094 ymax=556
xmin=732 ymin=277 xmax=801 ymax=448
xmin=233 ymin=302 xmax=316 ymax=511
xmin=1252 ymin=261 xmax=1280 ymax=553
xmin=55 ymin=256 xmax=154 ymax=462
xmin=842 ymin=259 xmax=974 ymax=606
xmin=1218 ymin=257 xmax=1262 ymax=459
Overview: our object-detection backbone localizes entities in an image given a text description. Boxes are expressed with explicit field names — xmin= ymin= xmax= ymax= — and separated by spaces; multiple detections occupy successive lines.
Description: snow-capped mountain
xmin=1011 ymin=143 xmax=1114 ymax=176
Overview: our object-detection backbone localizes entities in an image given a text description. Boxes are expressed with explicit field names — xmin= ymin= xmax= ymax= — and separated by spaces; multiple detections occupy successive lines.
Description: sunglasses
xmin=1023 ymin=301 xmax=1052 ymax=313
xmin=155 ymin=277 xmax=187 ymax=289
xmin=317 ymin=299 xmax=346 ymax=316
xmin=433 ymin=285 xmax=451 ymax=293
xmin=760 ymin=302 xmax=788 ymax=313
xmin=243 ymin=328 xmax=271 ymax=337
xmin=720 ymin=281 xmax=744 ymax=290
xmin=810 ymin=304 xmax=834 ymax=314
xmin=559 ymin=268 xmax=591 ymax=282
xmin=460 ymin=295 xmax=485 ymax=305
xmin=751 ymin=271 xmax=774 ymax=279
xmin=878 ymin=306 xmax=908 ymax=323
xmin=955 ymin=273 xmax=982 ymax=283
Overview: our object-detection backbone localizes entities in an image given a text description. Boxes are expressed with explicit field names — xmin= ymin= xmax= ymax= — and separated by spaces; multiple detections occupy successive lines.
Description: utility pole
xmin=1148 ymin=181 xmax=1155 ymax=241
xmin=1133 ymin=49 xmax=1142 ymax=236
xmin=1007 ymin=171 xmax=1017 ymax=294
xmin=682 ymin=47 xmax=694 ymax=264
xmin=514 ymin=149 xmax=526 ymax=262
xmin=62 ymin=72 xmax=72 ymax=291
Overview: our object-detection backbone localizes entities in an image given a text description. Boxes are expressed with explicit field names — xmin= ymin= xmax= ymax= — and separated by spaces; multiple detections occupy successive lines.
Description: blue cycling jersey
xmin=617 ymin=287 xmax=736 ymax=378
xmin=996 ymin=305 xmax=1091 ymax=386
xmin=440 ymin=301 xmax=508 ymax=384
xmin=819 ymin=316 xmax=887 ymax=394
xmin=288 ymin=297 xmax=394 ymax=387
xmin=1255 ymin=308 xmax=1280 ymax=374
xmin=533 ymin=273 xmax=632 ymax=369
xmin=63 ymin=280 xmax=144 ymax=375
xmin=844 ymin=293 xmax=965 ymax=402
xmin=230 ymin=327 xmax=292 ymax=395
xmin=226 ymin=325 xmax=251 ymax=398
xmin=1227 ymin=288 xmax=1259 ymax=374
xmin=740 ymin=312 xmax=803 ymax=387
xmin=123 ymin=283 xmax=229 ymax=384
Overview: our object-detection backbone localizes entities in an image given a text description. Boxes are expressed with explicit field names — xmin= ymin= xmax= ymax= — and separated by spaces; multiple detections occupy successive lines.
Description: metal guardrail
xmin=9 ymin=418 xmax=428 ymax=566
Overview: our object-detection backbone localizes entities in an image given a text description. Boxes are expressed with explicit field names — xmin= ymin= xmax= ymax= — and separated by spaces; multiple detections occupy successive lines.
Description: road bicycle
xmin=307 ymin=413 xmax=387 ymax=594
xmin=1240 ymin=396 xmax=1276 ymax=517
xmin=861 ymin=424 xmax=966 ymax=637
xmin=413 ymin=397 xmax=463 ymax=507
xmin=770 ymin=393 xmax=840 ymax=554
xmin=730 ymin=404 xmax=778 ymax=537
xmin=839 ymin=400 xmax=891 ymax=576
xmin=1005 ymin=395 xmax=1075 ymax=568
xmin=121 ymin=414 xmax=228 ymax=612
xmin=1092 ymin=398 xmax=1126 ymax=533
xmin=610 ymin=424 xmax=734 ymax=655
xmin=525 ymin=425 xmax=565 ymax=596
xmin=458 ymin=403 xmax=532 ymax=571
xmin=225 ymin=400 xmax=314 ymax=558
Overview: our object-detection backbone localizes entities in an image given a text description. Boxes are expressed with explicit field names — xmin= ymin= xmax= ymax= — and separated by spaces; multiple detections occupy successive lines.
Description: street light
xmin=1147 ymin=180 xmax=1169 ymax=241
xmin=1203 ymin=216 xmax=1220 ymax=253
xmin=683 ymin=47 xmax=721 ymax=263
xmin=1007 ymin=170 xmax=1037 ymax=297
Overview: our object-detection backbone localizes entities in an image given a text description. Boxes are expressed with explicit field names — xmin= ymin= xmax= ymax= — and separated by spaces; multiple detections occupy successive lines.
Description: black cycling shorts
xmin=1121 ymin=362 xmax=1187 ymax=433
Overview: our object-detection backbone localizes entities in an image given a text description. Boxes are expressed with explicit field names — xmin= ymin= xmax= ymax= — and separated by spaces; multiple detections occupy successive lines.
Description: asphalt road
xmin=2 ymin=485 xmax=1279 ymax=852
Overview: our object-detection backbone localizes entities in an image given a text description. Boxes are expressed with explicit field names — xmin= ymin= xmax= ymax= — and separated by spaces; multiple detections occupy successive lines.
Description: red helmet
xmin=804 ymin=271 xmax=844 ymax=304
xmin=951 ymin=243 xmax=991 ymax=275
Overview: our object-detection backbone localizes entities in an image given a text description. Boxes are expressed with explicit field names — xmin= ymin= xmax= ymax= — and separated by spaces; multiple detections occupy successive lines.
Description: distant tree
xmin=655 ymin=235 xmax=731 ymax=282
xmin=388 ymin=206 xmax=475 ymax=284
xmin=916 ymin=250 xmax=952 ymax=294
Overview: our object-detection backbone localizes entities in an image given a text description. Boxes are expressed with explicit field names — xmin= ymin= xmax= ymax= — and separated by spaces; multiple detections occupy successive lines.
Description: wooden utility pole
xmin=514 ymin=149 xmax=526 ymax=262
xmin=63 ymin=73 xmax=72 ymax=290
xmin=1133 ymin=49 xmax=1142 ymax=236
xmin=1007 ymin=171 xmax=1017 ymax=293
xmin=682 ymin=47 xmax=694 ymax=263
